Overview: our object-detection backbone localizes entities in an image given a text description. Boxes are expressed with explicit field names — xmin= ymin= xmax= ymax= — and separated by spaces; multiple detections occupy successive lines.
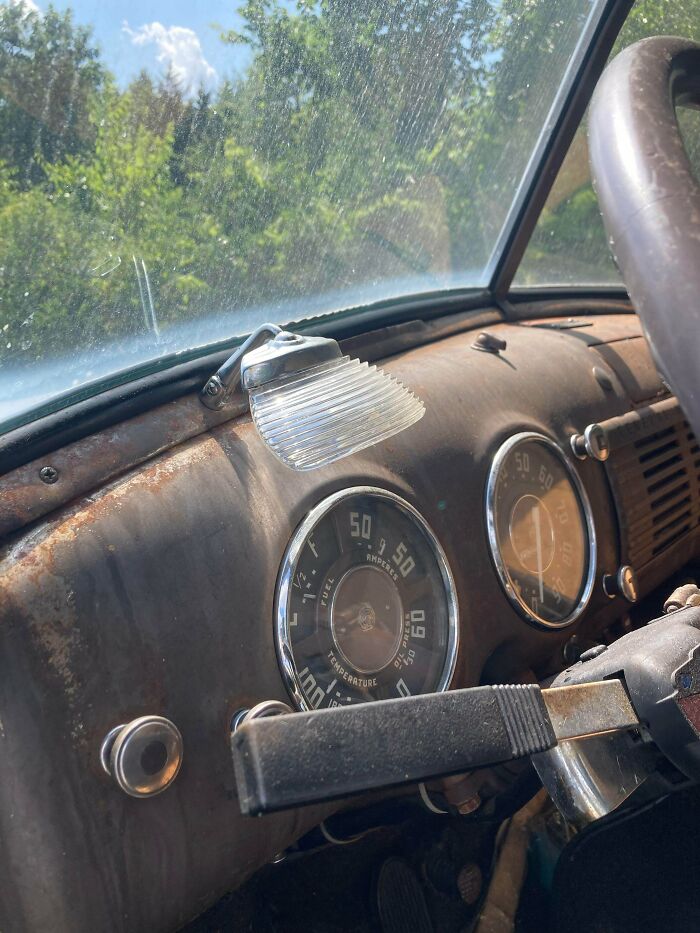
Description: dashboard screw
xmin=472 ymin=331 xmax=507 ymax=354
xmin=39 ymin=465 xmax=59 ymax=485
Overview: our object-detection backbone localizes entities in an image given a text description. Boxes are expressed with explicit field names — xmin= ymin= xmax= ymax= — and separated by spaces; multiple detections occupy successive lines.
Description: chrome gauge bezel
xmin=485 ymin=432 xmax=597 ymax=629
xmin=276 ymin=486 xmax=460 ymax=710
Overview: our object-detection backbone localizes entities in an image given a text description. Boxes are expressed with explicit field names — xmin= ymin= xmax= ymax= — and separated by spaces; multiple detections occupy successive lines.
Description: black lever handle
xmin=231 ymin=685 xmax=555 ymax=815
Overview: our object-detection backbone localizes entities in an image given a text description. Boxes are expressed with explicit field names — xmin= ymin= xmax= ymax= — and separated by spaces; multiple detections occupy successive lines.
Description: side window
xmin=516 ymin=0 xmax=700 ymax=287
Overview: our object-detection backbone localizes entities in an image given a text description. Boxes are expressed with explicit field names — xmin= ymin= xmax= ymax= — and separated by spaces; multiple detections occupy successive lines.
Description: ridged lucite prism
xmin=248 ymin=355 xmax=425 ymax=471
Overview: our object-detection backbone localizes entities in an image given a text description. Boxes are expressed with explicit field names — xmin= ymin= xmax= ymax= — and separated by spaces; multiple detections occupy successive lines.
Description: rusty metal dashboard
xmin=0 ymin=310 xmax=697 ymax=932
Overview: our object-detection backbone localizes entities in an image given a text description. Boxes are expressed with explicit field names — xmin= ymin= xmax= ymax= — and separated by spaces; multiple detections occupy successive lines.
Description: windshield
xmin=1 ymin=0 xmax=606 ymax=431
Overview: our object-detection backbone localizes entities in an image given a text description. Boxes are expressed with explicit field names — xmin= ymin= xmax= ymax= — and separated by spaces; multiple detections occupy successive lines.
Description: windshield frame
xmin=489 ymin=0 xmax=633 ymax=298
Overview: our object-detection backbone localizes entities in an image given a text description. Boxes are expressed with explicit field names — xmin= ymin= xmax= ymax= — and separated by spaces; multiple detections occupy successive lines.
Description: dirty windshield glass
xmin=1 ymin=0 xmax=605 ymax=430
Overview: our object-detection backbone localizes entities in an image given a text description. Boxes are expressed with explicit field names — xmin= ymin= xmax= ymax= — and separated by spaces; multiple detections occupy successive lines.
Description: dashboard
xmin=0 ymin=308 xmax=698 ymax=933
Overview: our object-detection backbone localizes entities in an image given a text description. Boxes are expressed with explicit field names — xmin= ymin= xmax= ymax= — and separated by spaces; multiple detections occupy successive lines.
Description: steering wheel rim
xmin=589 ymin=36 xmax=700 ymax=438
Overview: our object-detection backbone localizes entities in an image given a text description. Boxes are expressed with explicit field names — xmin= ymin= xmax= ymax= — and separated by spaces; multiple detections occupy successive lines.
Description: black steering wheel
xmin=589 ymin=36 xmax=700 ymax=438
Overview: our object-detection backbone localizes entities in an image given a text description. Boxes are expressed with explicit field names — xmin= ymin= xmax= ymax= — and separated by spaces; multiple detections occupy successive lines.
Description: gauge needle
xmin=533 ymin=504 xmax=544 ymax=603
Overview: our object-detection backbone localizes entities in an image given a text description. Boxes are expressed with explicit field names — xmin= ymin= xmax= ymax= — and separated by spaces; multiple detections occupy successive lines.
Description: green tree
xmin=4 ymin=0 xmax=700 ymax=373
xmin=0 ymin=3 xmax=104 ymax=186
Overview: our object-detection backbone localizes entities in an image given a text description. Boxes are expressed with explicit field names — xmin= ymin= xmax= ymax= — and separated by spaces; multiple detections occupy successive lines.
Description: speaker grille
xmin=607 ymin=412 xmax=700 ymax=567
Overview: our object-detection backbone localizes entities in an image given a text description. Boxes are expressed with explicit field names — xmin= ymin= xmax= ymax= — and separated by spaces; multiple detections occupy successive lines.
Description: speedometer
xmin=486 ymin=433 xmax=596 ymax=628
xmin=276 ymin=487 xmax=458 ymax=709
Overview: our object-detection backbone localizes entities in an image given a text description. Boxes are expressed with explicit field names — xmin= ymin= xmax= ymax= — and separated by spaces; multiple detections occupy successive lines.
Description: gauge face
xmin=277 ymin=488 xmax=458 ymax=709
xmin=486 ymin=433 xmax=596 ymax=628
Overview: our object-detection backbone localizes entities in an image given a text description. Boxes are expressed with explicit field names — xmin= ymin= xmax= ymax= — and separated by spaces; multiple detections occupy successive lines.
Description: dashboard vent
xmin=607 ymin=411 xmax=700 ymax=568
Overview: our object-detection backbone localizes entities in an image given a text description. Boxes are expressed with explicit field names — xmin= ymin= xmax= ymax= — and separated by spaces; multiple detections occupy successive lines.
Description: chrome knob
xmin=603 ymin=565 xmax=639 ymax=603
xmin=570 ymin=423 xmax=609 ymax=461
xmin=100 ymin=716 xmax=183 ymax=798
xmin=231 ymin=699 xmax=292 ymax=733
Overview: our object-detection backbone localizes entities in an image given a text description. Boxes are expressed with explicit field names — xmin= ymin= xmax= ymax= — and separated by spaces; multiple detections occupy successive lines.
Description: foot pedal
xmin=376 ymin=858 xmax=433 ymax=933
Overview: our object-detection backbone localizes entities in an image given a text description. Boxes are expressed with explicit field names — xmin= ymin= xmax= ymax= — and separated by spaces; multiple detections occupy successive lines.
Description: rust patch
xmin=0 ymin=394 xmax=242 ymax=541
xmin=0 ymin=435 xmax=227 ymax=744
xmin=2 ymin=435 xmax=224 ymax=568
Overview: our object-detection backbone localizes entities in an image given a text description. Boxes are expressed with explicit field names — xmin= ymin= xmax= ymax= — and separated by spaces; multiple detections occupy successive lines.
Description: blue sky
xmin=35 ymin=0 xmax=253 ymax=94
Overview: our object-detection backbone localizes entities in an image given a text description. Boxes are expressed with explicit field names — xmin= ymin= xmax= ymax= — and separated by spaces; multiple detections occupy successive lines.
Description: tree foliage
xmin=1 ymin=0 xmax=699 ymax=367
xmin=0 ymin=4 xmax=104 ymax=186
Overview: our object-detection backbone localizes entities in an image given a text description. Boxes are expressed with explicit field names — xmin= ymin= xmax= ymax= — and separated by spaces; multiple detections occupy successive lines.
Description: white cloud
xmin=123 ymin=21 xmax=217 ymax=95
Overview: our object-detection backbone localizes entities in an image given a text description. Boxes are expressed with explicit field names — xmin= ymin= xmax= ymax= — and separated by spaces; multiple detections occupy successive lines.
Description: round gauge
xmin=486 ymin=433 xmax=596 ymax=628
xmin=276 ymin=487 xmax=458 ymax=710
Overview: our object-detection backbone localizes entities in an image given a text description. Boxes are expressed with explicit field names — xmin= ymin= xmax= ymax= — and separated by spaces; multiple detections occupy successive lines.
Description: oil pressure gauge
xmin=486 ymin=433 xmax=597 ymax=628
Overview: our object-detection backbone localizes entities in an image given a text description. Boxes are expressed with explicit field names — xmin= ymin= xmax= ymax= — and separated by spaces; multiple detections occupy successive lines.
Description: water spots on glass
xmin=1 ymin=0 xmax=686 ymax=429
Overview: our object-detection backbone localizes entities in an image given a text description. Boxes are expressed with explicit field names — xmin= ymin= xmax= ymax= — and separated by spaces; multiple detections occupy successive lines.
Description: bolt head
xmin=472 ymin=331 xmax=507 ymax=353
xmin=593 ymin=366 xmax=614 ymax=391
xmin=39 ymin=466 xmax=59 ymax=484
xmin=579 ymin=644 xmax=608 ymax=663
xmin=205 ymin=381 xmax=220 ymax=396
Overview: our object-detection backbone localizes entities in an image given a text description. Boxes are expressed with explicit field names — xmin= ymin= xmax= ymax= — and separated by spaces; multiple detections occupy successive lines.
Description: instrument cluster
xmin=275 ymin=432 xmax=598 ymax=708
